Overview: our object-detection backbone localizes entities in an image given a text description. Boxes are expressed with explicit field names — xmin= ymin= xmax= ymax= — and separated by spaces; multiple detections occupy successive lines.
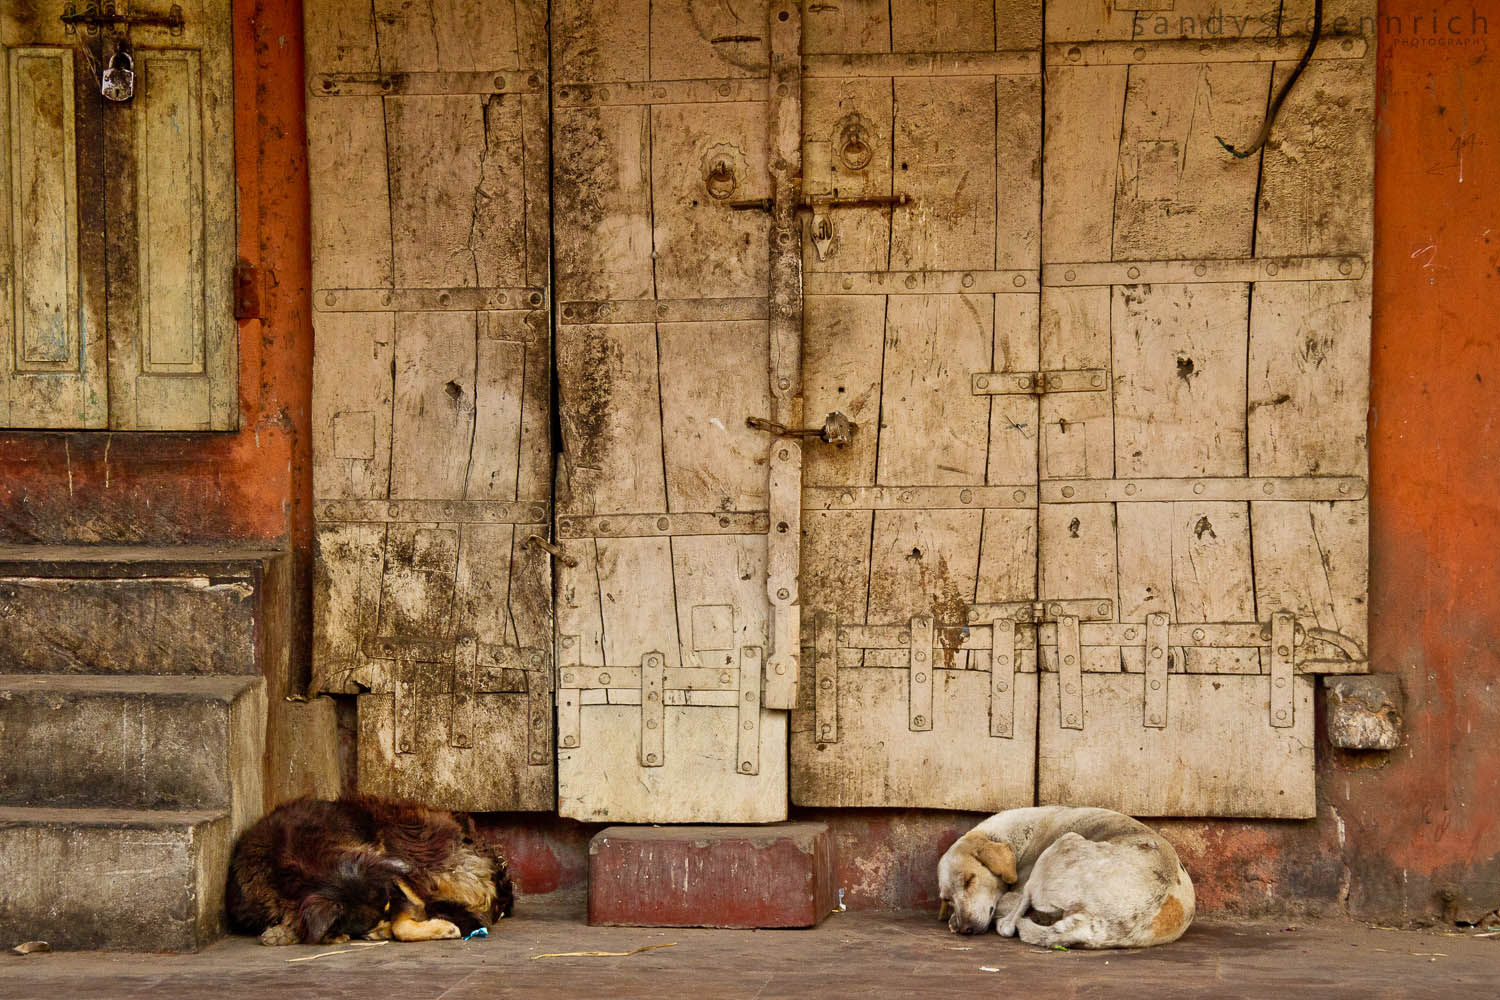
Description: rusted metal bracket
xmin=233 ymin=261 xmax=262 ymax=320
xmin=61 ymin=2 xmax=185 ymax=33
xmin=523 ymin=534 xmax=578 ymax=567
xmin=727 ymin=193 xmax=912 ymax=213
xmin=747 ymin=411 xmax=854 ymax=447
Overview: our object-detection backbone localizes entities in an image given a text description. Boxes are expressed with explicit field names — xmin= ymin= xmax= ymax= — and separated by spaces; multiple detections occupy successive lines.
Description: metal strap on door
xmin=810 ymin=601 xmax=1366 ymax=739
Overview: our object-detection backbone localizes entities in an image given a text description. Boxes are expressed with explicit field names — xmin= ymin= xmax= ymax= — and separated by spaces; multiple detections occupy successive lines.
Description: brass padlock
xmin=101 ymin=50 xmax=134 ymax=102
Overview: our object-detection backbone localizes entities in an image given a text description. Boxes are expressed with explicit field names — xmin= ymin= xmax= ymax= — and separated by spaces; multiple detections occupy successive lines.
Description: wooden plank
xmin=302 ymin=0 xmax=379 ymax=74
xmin=890 ymin=78 xmax=996 ymax=271
xmin=553 ymin=106 xmax=654 ymax=303
xmin=0 ymin=46 xmax=105 ymax=428
xmin=388 ymin=312 xmax=478 ymax=500
xmin=890 ymin=0 xmax=995 ymax=53
xmin=306 ymin=95 xmax=392 ymax=290
xmin=866 ymin=510 xmax=983 ymax=672
xmin=648 ymin=0 xmax=767 ymax=81
xmin=312 ymin=521 xmax=387 ymax=693
xmin=877 ymin=295 xmax=992 ymax=484
xmin=650 ymin=101 xmax=770 ymax=301
xmin=1042 ymin=65 xmax=1126 ymax=263
xmin=386 ymin=93 xmax=525 ymax=290
xmin=801 ymin=295 xmax=885 ymax=488
xmin=372 ymin=0 xmax=522 ymax=74
xmin=109 ymin=36 xmax=237 ymax=429
xmin=553 ymin=0 xmax=649 ymax=83
xmin=801 ymin=78 xmax=892 ymax=273
xmin=1038 ymin=673 xmax=1315 ymax=817
xmin=802 ymin=0 xmax=890 ymax=55
xmin=555 ymin=324 xmax=667 ymax=515
xmin=657 ymin=321 xmax=770 ymax=512
xmin=312 ymin=311 xmax=395 ymax=500
xmin=1112 ymin=62 xmax=1267 ymax=261
xmin=1047 ymin=0 xmax=1273 ymax=43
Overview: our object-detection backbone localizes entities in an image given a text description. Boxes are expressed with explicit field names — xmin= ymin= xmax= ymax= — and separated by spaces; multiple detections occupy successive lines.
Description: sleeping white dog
xmin=938 ymin=806 xmax=1195 ymax=948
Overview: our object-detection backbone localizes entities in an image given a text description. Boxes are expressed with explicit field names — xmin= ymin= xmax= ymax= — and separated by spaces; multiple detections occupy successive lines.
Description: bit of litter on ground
xmin=531 ymin=942 xmax=677 ymax=961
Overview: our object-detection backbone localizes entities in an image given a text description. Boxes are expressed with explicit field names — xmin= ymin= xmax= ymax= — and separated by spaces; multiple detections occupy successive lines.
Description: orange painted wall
xmin=2 ymin=1 xmax=1496 ymax=923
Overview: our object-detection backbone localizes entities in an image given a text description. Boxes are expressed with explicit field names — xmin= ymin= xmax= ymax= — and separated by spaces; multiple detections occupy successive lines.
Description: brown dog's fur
xmin=227 ymin=796 xmax=513 ymax=945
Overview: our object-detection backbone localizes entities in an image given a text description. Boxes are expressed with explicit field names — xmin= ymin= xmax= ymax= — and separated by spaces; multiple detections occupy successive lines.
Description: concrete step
xmin=588 ymin=823 xmax=836 ymax=928
xmin=0 ymin=545 xmax=288 ymax=676
xmin=0 ymin=674 xmax=265 ymax=835
xmin=0 ymin=807 xmax=231 ymax=951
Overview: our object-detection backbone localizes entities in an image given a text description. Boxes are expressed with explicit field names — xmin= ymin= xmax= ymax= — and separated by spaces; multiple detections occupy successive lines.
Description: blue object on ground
xmin=464 ymin=927 xmax=489 ymax=941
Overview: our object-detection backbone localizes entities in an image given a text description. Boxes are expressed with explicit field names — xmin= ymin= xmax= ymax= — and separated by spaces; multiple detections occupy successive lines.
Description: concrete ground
xmin=2 ymin=894 xmax=1495 ymax=1000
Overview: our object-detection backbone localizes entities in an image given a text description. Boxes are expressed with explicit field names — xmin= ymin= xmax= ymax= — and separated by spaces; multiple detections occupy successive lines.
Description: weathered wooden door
xmin=549 ymin=0 xmax=795 ymax=823
xmin=1033 ymin=0 xmax=1374 ymax=817
xmin=788 ymin=0 xmax=1373 ymax=817
xmin=307 ymin=1 xmax=554 ymax=810
xmin=788 ymin=1 xmax=1046 ymax=810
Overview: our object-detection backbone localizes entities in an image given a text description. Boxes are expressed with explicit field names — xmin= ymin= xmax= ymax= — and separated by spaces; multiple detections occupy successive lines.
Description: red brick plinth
xmin=587 ymin=823 xmax=835 ymax=928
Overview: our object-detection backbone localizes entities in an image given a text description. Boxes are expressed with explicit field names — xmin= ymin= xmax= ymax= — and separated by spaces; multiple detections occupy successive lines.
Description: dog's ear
xmin=338 ymin=847 xmax=410 ymax=885
xmin=974 ymin=840 xmax=1018 ymax=884
xmin=298 ymin=893 xmax=341 ymax=944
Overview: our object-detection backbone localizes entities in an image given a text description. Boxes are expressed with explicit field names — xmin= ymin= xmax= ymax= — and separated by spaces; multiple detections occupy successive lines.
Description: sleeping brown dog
xmin=227 ymin=795 xmax=513 ymax=945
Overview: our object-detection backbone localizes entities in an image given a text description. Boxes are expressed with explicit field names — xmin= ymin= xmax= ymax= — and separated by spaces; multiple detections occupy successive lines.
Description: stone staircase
xmin=0 ymin=546 xmax=335 ymax=951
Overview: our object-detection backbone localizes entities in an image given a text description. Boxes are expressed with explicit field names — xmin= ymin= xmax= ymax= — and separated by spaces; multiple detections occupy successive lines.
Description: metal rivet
xmin=837 ymin=630 xmax=849 ymax=644
xmin=1339 ymin=260 xmax=1354 ymax=276
xmin=1263 ymin=482 xmax=1275 ymax=495
xmin=913 ymin=715 xmax=926 ymax=727
xmin=915 ymin=672 xmax=926 ymax=683
xmin=1091 ymin=374 xmax=1103 ymax=387
xmin=563 ymin=736 xmax=577 ymax=747
xmin=1150 ymin=680 xmax=1161 ymax=690
xmin=1192 ymin=628 xmax=1205 ymax=641
xmin=648 ymin=692 xmax=659 ymax=702
xmin=598 ymin=519 xmax=612 ymax=532
xmin=821 ymin=724 xmax=832 ymax=736
xmin=996 ymin=681 xmax=1008 ymax=691
xmin=599 ymin=672 xmax=611 ymax=684
xmin=1150 ymin=714 xmax=1161 ymax=724
xmin=1127 ymin=266 xmax=1141 ymax=279
xmin=1125 ymin=628 xmax=1137 ymax=640
xmin=719 ymin=82 xmax=732 ymax=96
xmin=1266 ymin=261 xmax=1280 ymax=276
xmin=1133 ymin=46 xmax=1146 ymax=60
xmin=1013 ymin=489 xmax=1027 ymax=503
xmin=779 ymin=448 xmax=790 ymax=461
xmin=1339 ymin=482 xmax=1351 ymax=494
xmin=647 ymin=752 xmax=658 ymax=762
xmin=1193 ymin=481 xmax=1206 ymax=495
xmin=778 ymin=377 xmax=790 ymax=390
xmin=438 ymin=292 xmax=450 ymax=305
xmin=646 ymin=719 xmax=657 ymax=729
xmin=1067 ymin=715 xmax=1078 ymax=725
xmin=1275 ymin=677 xmax=1287 ymax=688
xmin=1066 ymin=683 xmax=1077 ymax=694
xmin=1278 ymin=645 xmax=1290 ymax=657
xmin=493 ymin=74 xmax=506 ymax=89
xmin=743 ymin=720 xmax=754 ymax=731
xmin=1051 ymin=605 xmax=1064 ymax=617
xmin=1097 ymin=602 xmax=1111 ymax=617
xmin=821 ymin=678 xmax=833 ymax=690
xmin=998 ymin=654 xmax=1010 ymax=666
xmin=746 ymin=691 xmax=756 ymax=701
xmin=324 ymin=292 xmax=337 ymax=306
xmin=1125 ymin=482 xmax=1137 ymax=496
xmin=962 ymin=273 xmax=975 ymax=288
xmin=975 ymin=376 xmax=990 ymax=389
xmin=960 ymin=489 xmax=973 ymax=504
xmin=719 ymin=672 xmax=732 ymax=684
xmin=1013 ymin=274 xmax=1026 ymax=287
xmin=898 ymin=632 xmax=910 ymax=645
xmin=563 ymin=672 xmax=576 ymax=684
xmin=1067 ymin=46 xmax=1082 ymax=61
xmin=1276 ymin=710 xmax=1287 ymax=720
xmin=741 ymin=762 xmax=753 ymax=772
xmin=969 ymin=608 xmax=981 ymax=622
xmin=915 ymin=650 xmax=926 ymax=662
xmin=1152 ymin=647 xmax=1163 ymax=659
xmin=778 ymin=588 xmax=790 ymax=600
xmin=1064 ymin=269 xmax=1077 ymax=282
xmin=1194 ymin=264 xmax=1207 ymax=277
xmin=656 ymin=517 xmax=669 ymax=530
xmin=905 ymin=274 xmax=918 ymax=289
xmin=1061 ymin=486 xmax=1075 ymax=498
xmin=1017 ymin=375 xmax=1032 ymax=389
xmin=1064 ymin=654 xmax=1076 ymax=666
xmin=562 ymin=636 xmax=575 ymax=649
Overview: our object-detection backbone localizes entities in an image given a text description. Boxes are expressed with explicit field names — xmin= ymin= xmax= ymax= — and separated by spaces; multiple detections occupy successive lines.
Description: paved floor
xmin=2 ymin=894 xmax=1495 ymax=999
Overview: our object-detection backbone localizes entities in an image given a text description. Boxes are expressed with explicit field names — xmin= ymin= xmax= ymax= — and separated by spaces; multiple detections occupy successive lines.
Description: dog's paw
xmin=995 ymin=920 xmax=1019 ymax=938
xmin=364 ymin=920 xmax=393 ymax=941
xmin=431 ymin=919 xmax=462 ymax=940
xmin=327 ymin=934 xmax=350 ymax=944
xmin=259 ymin=923 xmax=299 ymax=947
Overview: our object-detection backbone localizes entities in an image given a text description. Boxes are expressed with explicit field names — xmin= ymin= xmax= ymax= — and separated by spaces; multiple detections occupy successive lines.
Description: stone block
xmin=588 ymin=823 xmax=835 ymax=928
xmin=1325 ymin=674 xmax=1404 ymax=750
xmin=0 ymin=808 xmax=231 ymax=952
xmin=0 ymin=675 xmax=266 ymax=836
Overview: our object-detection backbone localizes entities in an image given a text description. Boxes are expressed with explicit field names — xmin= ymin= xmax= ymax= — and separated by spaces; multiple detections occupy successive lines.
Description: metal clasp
xmin=747 ymin=410 xmax=855 ymax=447
xmin=100 ymin=48 xmax=134 ymax=102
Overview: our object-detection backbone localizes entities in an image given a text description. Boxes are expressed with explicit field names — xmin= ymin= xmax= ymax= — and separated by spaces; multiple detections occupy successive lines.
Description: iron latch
xmin=747 ymin=411 xmax=854 ymax=447
xmin=61 ymin=2 xmax=185 ymax=33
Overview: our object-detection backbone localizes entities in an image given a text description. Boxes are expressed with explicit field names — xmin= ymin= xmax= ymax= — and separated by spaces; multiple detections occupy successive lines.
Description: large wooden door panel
xmin=307 ymin=0 xmax=554 ymax=811
xmin=789 ymin=0 xmax=1045 ymax=810
xmin=551 ymin=0 xmax=788 ymax=823
xmin=1035 ymin=0 xmax=1374 ymax=817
